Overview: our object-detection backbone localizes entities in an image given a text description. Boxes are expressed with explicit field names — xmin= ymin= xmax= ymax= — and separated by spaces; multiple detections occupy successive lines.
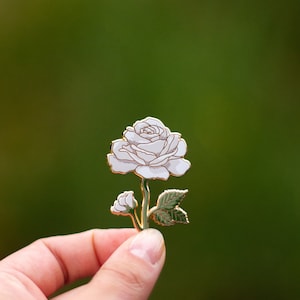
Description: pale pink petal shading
xmin=135 ymin=166 xmax=169 ymax=180
xmin=107 ymin=154 xmax=138 ymax=174
xmin=166 ymin=158 xmax=191 ymax=176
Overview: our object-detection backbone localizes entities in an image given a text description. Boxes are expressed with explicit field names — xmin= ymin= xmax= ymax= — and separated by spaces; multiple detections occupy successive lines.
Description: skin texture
xmin=0 ymin=228 xmax=166 ymax=300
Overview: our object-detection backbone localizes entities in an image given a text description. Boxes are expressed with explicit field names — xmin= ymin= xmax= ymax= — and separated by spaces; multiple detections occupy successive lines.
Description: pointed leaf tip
xmin=169 ymin=207 xmax=189 ymax=224
xmin=156 ymin=189 xmax=188 ymax=210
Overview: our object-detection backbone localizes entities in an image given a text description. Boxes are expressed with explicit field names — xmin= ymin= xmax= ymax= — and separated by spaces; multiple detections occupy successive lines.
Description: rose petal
xmin=150 ymin=136 xmax=160 ymax=142
xmin=143 ymin=117 xmax=166 ymax=128
xmin=175 ymin=138 xmax=187 ymax=157
xmin=118 ymin=195 xmax=127 ymax=206
xmin=158 ymin=127 xmax=164 ymax=135
xmin=131 ymin=144 xmax=153 ymax=155
xmin=167 ymin=133 xmax=181 ymax=153
xmin=137 ymin=140 xmax=166 ymax=155
xmin=150 ymin=148 xmax=177 ymax=165
xmin=140 ymin=132 xmax=157 ymax=139
xmin=133 ymin=122 xmax=147 ymax=134
xmin=122 ymin=146 xmax=146 ymax=165
xmin=136 ymin=151 xmax=156 ymax=163
xmin=165 ymin=158 xmax=191 ymax=177
xmin=124 ymin=130 xmax=149 ymax=144
xmin=115 ymin=202 xmax=126 ymax=212
xmin=125 ymin=194 xmax=132 ymax=207
xmin=160 ymin=134 xmax=180 ymax=156
xmin=135 ymin=166 xmax=169 ymax=180
xmin=111 ymin=139 xmax=132 ymax=161
xmin=149 ymin=157 xmax=170 ymax=167
xmin=110 ymin=206 xmax=118 ymax=213
xmin=125 ymin=193 xmax=135 ymax=207
xmin=107 ymin=154 xmax=138 ymax=174
xmin=160 ymin=128 xmax=170 ymax=139
xmin=169 ymin=133 xmax=181 ymax=151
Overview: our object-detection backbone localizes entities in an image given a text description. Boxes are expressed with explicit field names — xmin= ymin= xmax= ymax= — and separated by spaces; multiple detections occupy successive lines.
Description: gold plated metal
xmin=107 ymin=116 xmax=191 ymax=230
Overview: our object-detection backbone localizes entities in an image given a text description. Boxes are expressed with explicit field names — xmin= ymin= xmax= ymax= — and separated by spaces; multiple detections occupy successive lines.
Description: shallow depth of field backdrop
xmin=1 ymin=1 xmax=300 ymax=299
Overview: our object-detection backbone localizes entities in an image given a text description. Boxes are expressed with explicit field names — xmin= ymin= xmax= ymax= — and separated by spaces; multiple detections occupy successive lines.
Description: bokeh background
xmin=1 ymin=1 xmax=300 ymax=299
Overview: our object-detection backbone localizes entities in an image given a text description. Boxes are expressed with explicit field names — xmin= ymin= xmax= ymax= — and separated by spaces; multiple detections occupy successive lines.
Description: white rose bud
xmin=110 ymin=191 xmax=138 ymax=215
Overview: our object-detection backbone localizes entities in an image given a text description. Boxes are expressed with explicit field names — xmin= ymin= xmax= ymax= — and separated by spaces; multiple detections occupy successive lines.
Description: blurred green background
xmin=1 ymin=0 xmax=300 ymax=299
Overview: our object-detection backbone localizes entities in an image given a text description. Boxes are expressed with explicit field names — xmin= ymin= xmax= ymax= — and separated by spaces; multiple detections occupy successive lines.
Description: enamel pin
xmin=107 ymin=116 xmax=191 ymax=230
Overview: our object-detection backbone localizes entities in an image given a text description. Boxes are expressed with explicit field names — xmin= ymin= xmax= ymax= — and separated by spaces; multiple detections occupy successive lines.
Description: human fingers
xmin=0 ymin=229 xmax=137 ymax=299
xmin=53 ymin=228 xmax=165 ymax=300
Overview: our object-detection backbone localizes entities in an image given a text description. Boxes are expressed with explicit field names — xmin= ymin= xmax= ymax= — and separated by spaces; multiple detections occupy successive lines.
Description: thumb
xmin=91 ymin=228 xmax=165 ymax=299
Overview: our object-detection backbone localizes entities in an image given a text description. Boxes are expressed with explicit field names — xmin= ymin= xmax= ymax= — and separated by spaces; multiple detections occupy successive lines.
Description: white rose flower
xmin=107 ymin=117 xmax=191 ymax=180
xmin=111 ymin=191 xmax=137 ymax=214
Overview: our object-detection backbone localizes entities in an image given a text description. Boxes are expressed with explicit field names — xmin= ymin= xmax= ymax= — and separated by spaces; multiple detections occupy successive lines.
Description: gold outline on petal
xmin=106 ymin=117 xmax=191 ymax=181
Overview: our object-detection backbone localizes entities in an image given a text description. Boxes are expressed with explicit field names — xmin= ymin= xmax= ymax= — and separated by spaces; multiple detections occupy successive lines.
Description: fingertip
xmin=92 ymin=228 xmax=138 ymax=264
xmin=90 ymin=229 xmax=166 ymax=299
xmin=129 ymin=229 xmax=165 ymax=265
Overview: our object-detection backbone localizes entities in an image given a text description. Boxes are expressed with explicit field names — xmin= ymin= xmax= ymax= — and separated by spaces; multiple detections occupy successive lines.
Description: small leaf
xmin=156 ymin=189 xmax=188 ymax=210
xmin=169 ymin=208 xmax=189 ymax=224
xmin=151 ymin=209 xmax=174 ymax=226
xmin=151 ymin=207 xmax=189 ymax=226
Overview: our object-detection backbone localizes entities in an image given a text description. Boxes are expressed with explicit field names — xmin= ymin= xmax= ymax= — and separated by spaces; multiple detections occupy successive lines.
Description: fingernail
xmin=129 ymin=229 xmax=165 ymax=265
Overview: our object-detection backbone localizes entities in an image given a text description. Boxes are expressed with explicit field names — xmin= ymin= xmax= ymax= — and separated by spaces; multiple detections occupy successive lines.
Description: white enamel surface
xmin=107 ymin=117 xmax=191 ymax=180
xmin=111 ymin=191 xmax=137 ymax=214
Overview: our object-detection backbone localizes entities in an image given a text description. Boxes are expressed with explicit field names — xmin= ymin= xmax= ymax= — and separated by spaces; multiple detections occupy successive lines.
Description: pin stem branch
xmin=147 ymin=206 xmax=158 ymax=218
xmin=130 ymin=211 xmax=142 ymax=231
xmin=141 ymin=178 xmax=150 ymax=229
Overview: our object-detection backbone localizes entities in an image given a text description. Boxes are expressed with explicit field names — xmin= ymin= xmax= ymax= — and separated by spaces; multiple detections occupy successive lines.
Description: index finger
xmin=0 ymin=229 xmax=137 ymax=296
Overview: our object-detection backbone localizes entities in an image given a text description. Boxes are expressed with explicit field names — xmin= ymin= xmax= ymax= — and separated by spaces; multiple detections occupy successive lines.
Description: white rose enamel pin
xmin=107 ymin=116 xmax=191 ymax=230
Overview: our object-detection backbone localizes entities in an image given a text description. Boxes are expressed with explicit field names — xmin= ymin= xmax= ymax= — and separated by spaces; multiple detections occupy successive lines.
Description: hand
xmin=0 ymin=228 xmax=166 ymax=300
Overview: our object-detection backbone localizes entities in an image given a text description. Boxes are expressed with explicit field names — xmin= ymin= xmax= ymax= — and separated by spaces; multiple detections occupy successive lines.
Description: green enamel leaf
xmin=151 ymin=207 xmax=189 ymax=226
xmin=156 ymin=189 xmax=188 ymax=210
xmin=151 ymin=209 xmax=174 ymax=226
xmin=169 ymin=207 xmax=189 ymax=224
